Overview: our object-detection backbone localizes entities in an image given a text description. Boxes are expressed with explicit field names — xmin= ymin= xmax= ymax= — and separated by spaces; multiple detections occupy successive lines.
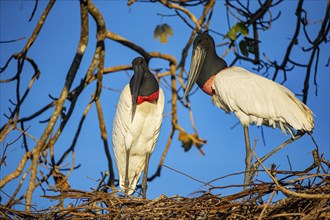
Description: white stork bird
xmin=112 ymin=57 xmax=164 ymax=197
xmin=184 ymin=32 xmax=314 ymax=187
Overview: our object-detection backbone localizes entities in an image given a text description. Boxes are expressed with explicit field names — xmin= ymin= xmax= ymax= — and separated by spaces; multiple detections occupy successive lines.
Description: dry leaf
xmin=52 ymin=168 xmax=70 ymax=190
xmin=154 ymin=23 xmax=174 ymax=44
xmin=178 ymin=130 xmax=193 ymax=152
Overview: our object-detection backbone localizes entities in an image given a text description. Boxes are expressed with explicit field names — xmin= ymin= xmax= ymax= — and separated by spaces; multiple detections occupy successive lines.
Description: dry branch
xmin=1 ymin=165 xmax=329 ymax=219
xmin=1 ymin=0 xmax=329 ymax=215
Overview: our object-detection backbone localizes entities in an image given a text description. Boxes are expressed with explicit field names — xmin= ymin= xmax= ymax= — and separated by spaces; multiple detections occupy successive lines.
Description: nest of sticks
xmin=1 ymin=153 xmax=330 ymax=219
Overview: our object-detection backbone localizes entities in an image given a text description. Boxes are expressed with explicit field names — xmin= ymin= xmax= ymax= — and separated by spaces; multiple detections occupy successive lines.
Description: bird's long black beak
xmin=131 ymin=63 xmax=143 ymax=121
xmin=184 ymin=45 xmax=206 ymax=98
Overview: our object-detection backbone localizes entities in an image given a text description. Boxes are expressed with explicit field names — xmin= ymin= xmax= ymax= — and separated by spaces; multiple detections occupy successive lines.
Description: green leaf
xmin=226 ymin=27 xmax=237 ymax=40
xmin=236 ymin=22 xmax=248 ymax=37
xmin=226 ymin=22 xmax=249 ymax=41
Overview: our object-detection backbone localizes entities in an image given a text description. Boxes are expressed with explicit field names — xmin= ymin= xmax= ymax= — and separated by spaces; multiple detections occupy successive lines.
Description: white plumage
xmin=112 ymin=84 xmax=164 ymax=195
xmin=211 ymin=66 xmax=314 ymax=135
xmin=184 ymin=32 xmax=315 ymax=187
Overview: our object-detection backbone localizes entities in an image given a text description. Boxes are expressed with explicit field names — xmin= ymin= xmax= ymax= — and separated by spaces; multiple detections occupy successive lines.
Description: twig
xmin=24 ymin=0 xmax=88 ymax=211
xmin=0 ymin=37 xmax=26 ymax=44
xmin=163 ymin=164 xmax=214 ymax=187
xmin=253 ymin=151 xmax=330 ymax=199
xmin=28 ymin=0 xmax=39 ymax=22
xmin=95 ymin=99 xmax=115 ymax=189
xmin=15 ymin=126 xmax=38 ymax=143
xmin=258 ymin=189 xmax=276 ymax=220
xmin=158 ymin=0 xmax=201 ymax=31
xmin=96 ymin=171 xmax=108 ymax=191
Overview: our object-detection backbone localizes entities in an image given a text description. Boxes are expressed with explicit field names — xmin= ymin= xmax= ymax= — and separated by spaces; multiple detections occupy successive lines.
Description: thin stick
xmin=250 ymin=132 xmax=304 ymax=181
xmin=163 ymin=164 xmax=213 ymax=187
xmin=96 ymin=171 xmax=108 ymax=191
xmin=258 ymin=189 xmax=276 ymax=220
xmin=309 ymin=133 xmax=320 ymax=151
xmin=253 ymin=151 xmax=330 ymax=199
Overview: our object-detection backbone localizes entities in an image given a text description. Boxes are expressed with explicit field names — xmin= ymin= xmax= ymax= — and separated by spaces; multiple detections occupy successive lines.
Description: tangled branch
xmin=0 ymin=0 xmax=328 ymax=214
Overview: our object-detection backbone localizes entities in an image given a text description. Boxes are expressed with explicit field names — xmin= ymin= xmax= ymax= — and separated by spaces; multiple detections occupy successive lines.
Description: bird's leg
xmin=125 ymin=148 xmax=130 ymax=196
xmin=243 ymin=126 xmax=253 ymax=189
xmin=142 ymin=152 xmax=150 ymax=199
xmin=249 ymin=131 xmax=305 ymax=182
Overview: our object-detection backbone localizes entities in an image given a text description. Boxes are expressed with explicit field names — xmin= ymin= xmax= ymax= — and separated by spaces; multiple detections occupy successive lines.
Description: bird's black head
xmin=130 ymin=57 xmax=159 ymax=98
xmin=184 ymin=32 xmax=227 ymax=98
xmin=130 ymin=57 xmax=159 ymax=120
xmin=193 ymin=32 xmax=216 ymax=53
xmin=132 ymin=57 xmax=146 ymax=70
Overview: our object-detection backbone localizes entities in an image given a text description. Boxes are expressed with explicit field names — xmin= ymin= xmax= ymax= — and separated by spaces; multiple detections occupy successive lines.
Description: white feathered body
xmin=112 ymin=84 xmax=164 ymax=195
xmin=211 ymin=66 xmax=314 ymax=135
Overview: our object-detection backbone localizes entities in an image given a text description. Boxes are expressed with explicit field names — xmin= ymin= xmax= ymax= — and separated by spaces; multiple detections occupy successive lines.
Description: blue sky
xmin=1 ymin=1 xmax=329 ymax=209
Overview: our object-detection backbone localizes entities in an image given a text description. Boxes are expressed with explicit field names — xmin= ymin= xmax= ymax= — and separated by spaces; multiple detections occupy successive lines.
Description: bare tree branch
xmin=1 ymin=0 xmax=328 ymax=213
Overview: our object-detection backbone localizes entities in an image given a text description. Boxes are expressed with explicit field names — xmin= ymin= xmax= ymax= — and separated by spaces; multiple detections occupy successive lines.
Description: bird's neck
xmin=201 ymin=75 xmax=216 ymax=96
xmin=197 ymin=51 xmax=227 ymax=96
xmin=135 ymin=90 xmax=159 ymax=104
xmin=130 ymin=72 xmax=159 ymax=104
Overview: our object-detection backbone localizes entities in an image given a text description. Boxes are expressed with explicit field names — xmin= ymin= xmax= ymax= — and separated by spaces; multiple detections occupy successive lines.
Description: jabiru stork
xmin=112 ymin=57 xmax=164 ymax=197
xmin=184 ymin=32 xmax=314 ymax=187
